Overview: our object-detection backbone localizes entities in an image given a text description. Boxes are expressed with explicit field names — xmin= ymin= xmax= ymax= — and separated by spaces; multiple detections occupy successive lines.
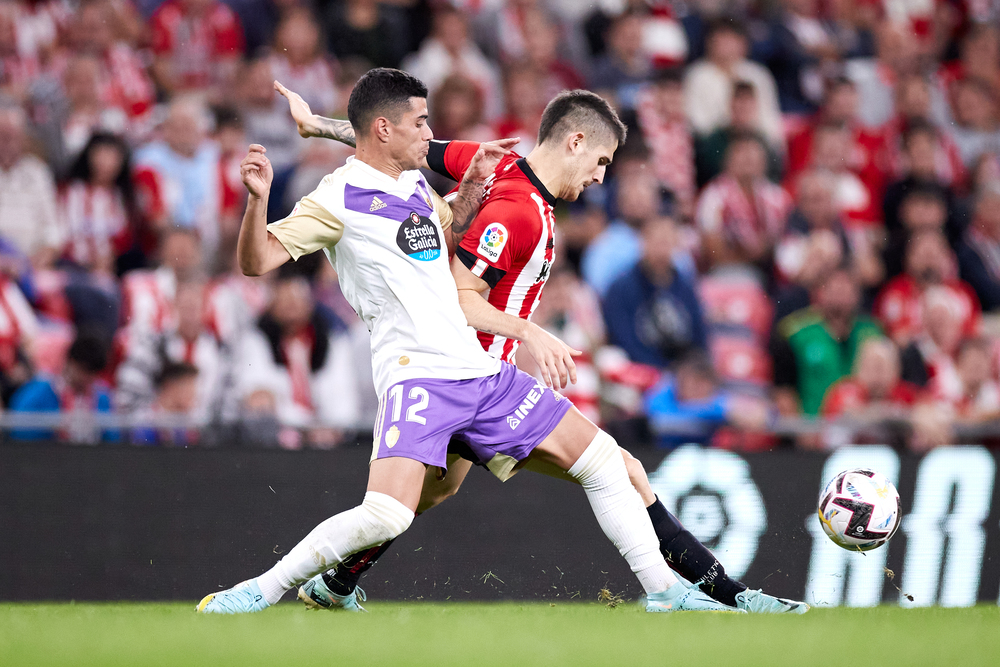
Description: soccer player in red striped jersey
xmin=278 ymin=83 xmax=808 ymax=614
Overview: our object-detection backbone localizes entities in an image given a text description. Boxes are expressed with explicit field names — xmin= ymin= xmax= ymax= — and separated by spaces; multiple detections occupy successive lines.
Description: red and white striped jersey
xmin=427 ymin=140 xmax=557 ymax=364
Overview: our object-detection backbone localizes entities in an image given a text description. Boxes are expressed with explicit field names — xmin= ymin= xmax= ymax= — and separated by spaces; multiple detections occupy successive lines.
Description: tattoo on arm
xmin=314 ymin=117 xmax=356 ymax=147
xmin=449 ymin=178 xmax=485 ymax=240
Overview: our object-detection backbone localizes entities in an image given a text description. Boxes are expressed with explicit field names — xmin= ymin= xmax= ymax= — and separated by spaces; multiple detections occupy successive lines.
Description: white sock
xmin=256 ymin=491 xmax=414 ymax=604
xmin=568 ymin=430 xmax=677 ymax=595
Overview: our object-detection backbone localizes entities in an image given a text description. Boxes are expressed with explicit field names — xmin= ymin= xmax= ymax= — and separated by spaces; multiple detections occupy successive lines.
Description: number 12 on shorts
xmin=388 ymin=384 xmax=429 ymax=425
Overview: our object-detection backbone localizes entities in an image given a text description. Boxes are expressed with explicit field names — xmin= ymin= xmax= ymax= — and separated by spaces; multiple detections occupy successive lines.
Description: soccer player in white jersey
xmin=197 ymin=68 xmax=735 ymax=614
xmin=275 ymin=81 xmax=809 ymax=615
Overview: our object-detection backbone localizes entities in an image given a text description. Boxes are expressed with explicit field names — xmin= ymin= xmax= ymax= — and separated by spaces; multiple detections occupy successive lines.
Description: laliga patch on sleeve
xmin=477 ymin=223 xmax=508 ymax=262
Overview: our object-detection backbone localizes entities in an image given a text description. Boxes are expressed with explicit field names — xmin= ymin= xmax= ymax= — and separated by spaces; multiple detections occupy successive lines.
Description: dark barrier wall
xmin=2 ymin=443 xmax=998 ymax=606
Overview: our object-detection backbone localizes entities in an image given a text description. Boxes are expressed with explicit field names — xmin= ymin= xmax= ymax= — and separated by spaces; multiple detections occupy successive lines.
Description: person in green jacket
xmin=771 ymin=268 xmax=883 ymax=417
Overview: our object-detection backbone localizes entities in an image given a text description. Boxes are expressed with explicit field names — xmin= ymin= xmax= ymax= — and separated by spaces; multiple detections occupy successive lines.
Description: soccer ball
xmin=817 ymin=468 xmax=901 ymax=551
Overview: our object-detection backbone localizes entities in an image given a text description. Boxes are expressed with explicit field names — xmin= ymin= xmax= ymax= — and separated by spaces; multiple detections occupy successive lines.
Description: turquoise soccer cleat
xmin=645 ymin=581 xmax=747 ymax=613
xmin=297 ymin=574 xmax=368 ymax=612
xmin=735 ymin=589 xmax=810 ymax=614
xmin=196 ymin=579 xmax=271 ymax=614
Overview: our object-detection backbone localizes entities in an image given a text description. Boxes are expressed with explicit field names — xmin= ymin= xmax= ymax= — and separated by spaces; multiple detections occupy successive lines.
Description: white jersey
xmin=268 ymin=156 xmax=500 ymax=396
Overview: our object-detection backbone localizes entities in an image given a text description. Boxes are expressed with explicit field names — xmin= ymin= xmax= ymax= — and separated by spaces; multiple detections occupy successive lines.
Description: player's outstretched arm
xmin=237 ymin=144 xmax=292 ymax=276
xmin=450 ymin=255 xmax=581 ymax=389
xmin=275 ymin=81 xmax=356 ymax=147
xmin=445 ymin=143 xmax=513 ymax=251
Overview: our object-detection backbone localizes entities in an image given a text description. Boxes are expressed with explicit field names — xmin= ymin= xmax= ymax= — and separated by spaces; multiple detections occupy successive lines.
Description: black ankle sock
xmin=322 ymin=538 xmax=397 ymax=595
xmin=646 ymin=497 xmax=748 ymax=607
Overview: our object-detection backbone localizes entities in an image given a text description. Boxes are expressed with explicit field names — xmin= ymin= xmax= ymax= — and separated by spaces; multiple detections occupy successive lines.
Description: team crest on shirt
xmin=396 ymin=212 xmax=441 ymax=261
xmin=478 ymin=223 xmax=508 ymax=262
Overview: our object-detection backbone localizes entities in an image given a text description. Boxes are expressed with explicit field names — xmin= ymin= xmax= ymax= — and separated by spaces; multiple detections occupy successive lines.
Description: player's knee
xmin=361 ymin=491 xmax=414 ymax=542
xmin=620 ymin=449 xmax=648 ymax=485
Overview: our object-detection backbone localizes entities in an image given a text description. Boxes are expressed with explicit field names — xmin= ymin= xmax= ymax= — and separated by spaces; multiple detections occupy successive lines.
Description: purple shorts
xmin=371 ymin=363 xmax=573 ymax=480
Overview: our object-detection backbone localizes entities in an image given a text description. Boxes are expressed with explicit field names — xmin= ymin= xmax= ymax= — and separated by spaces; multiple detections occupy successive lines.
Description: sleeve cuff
xmin=456 ymin=246 xmax=506 ymax=289
xmin=426 ymin=140 xmax=452 ymax=180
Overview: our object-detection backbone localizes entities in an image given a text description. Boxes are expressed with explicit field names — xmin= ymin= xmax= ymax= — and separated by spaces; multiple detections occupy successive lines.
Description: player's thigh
xmin=417 ymin=454 xmax=472 ymax=513
xmin=367 ymin=456 xmax=430 ymax=512
xmin=527 ymin=405 xmax=600 ymax=472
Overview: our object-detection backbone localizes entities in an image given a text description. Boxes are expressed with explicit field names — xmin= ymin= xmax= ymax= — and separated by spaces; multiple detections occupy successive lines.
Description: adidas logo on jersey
xmin=370 ymin=196 xmax=387 ymax=212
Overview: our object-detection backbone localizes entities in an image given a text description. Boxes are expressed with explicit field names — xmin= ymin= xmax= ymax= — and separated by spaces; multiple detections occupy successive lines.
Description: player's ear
xmin=568 ymin=132 xmax=585 ymax=155
xmin=374 ymin=116 xmax=391 ymax=143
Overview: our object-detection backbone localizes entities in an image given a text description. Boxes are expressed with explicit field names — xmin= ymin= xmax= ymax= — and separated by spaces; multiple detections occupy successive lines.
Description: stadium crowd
xmin=2 ymin=0 xmax=1000 ymax=451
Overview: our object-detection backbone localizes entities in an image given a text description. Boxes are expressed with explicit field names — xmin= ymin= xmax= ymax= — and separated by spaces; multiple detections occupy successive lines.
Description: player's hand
xmin=274 ymin=80 xmax=316 ymax=138
xmin=523 ymin=323 xmax=581 ymax=390
xmin=240 ymin=144 xmax=273 ymax=198
xmin=463 ymin=139 xmax=518 ymax=184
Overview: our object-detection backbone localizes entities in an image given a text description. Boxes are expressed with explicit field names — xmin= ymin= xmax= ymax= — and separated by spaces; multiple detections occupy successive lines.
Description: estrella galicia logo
xmin=396 ymin=211 xmax=441 ymax=261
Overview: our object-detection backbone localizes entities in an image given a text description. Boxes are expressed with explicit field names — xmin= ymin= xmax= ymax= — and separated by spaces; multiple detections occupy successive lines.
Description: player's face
xmin=563 ymin=138 xmax=617 ymax=202
xmin=390 ymin=97 xmax=433 ymax=172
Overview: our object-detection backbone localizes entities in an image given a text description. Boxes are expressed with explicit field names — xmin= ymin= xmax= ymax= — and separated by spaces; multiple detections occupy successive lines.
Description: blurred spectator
xmin=58 ymin=133 xmax=135 ymax=276
xmin=844 ymin=20 xmax=925 ymax=128
xmin=774 ymin=170 xmax=881 ymax=320
xmin=133 ymin=97 xmax=221 ymax=256
xmin=589 ymin=10 xmax=651 ymax=108
xmin=874 ymin=229 xmax=980 ymax=347
xmin=684 ymin=18 xmax=784 ymax=153
xmin=42 ymin=55 xmax=128 ymax=171
xmin=0 ymin=271 xmax=37 ymax=402
xmin=120 ymin=227 xmax=203 ymax=337
xmin=956 ymin=184 xmax=1000 ymax=311
xmin=940 ymin=336 xmax=1000 ymax=424
xmin=899 ymin=285 xmax=966 ymax=388
xmin=239 ymin=57 xmax=307 ymax=174
xmin=882 ymin=79 xmax=966 ymax=191
xmin=634 ymin=67 xmax=696 ymax=219
xmin=0 ymin=4 xmax=41 ymax=104
xmin=603 ymin=216 xmax=707 ymax=368
xmin=130 ymin=361 xmax=201 ymax=446
xmin=69 ymin=0 xmax=155 ymax=123
xmin=149 ymin=0 xmax=245 ymax=96
xmin=949 ymin=77 xmax=1000 ymax=169
xmin=694 ymin=80 xmax=783 ymax=187
xmin=753 ymin=0 xmax=840 ymax=114
xmin=938 ymin=24 xmax=1000 ymax=121
xmin=771 ymin=268 xmax=882 ymax=416
xmin=696 ymin=132 xmax=792 ymax=272
xmin=323 ymin=0 xmax=411 ymax=69
xmin=521 ymin=9 xmax=585 ymax=102
xmin=882 ymin=122 xmax=964 ymax=244
xmin=581 ymin=150 xmax=661 ymax=296
xmin=802 ymin=122 xmax=882 ymax=227
xmin=645 ymin=350 xmax=768 ymax=448
xmin=237 ymin=273 xmax=360 ymax=439
xmin=881 ymin=182 xmax=952 ymax=279
xmin=269 ymin=8 xmax=338 ymax=116
xmin=0 ymin=104 xmax=62 ymax=269
xmin=428 ymin=74 xmax=493 ymax=143
xmin=494 ymin=65 xmax=545 ymax=156
xmin=9 ymin=331 xmax=114 ymax=443
xmin=117 ymin=280 xmax=233 ymax=423
xmin=820 ymin=336 xmax=924 ymax=447
xmin=786 ymin=77 xmax=891 ymax=203
xmin=403 ymin=7 xmax=501 ymax=122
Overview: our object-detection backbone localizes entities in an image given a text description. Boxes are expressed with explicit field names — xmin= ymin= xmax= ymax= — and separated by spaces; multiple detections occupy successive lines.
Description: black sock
xmin=322 ymin=538 xmax=397 ymax=595
xmin=646 ymin=497 xmax=747 ymax=607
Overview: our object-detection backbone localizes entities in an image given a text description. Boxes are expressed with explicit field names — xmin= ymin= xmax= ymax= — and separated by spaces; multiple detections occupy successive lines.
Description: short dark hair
xmin=706 ymin=17 xmax=747 ymax=41
xmin=68 ymin=332 xmax=109 ymax=374
xmin=156 ymin=361 xmax=199 ymax=390
xmin=537 ymin=89 xmax=626 ymax=148
xmin=651 ymin=67 xmax=684 ymax=87
xmin=348 ymin=68 xmax=428 ymax=137
xmin=902 ymin=119 xmax=938 ymax=148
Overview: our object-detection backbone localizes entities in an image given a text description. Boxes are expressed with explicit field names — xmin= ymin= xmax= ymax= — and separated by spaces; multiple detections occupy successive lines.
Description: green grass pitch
xmin=1 ymin=602 xmax=997 ymax=667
